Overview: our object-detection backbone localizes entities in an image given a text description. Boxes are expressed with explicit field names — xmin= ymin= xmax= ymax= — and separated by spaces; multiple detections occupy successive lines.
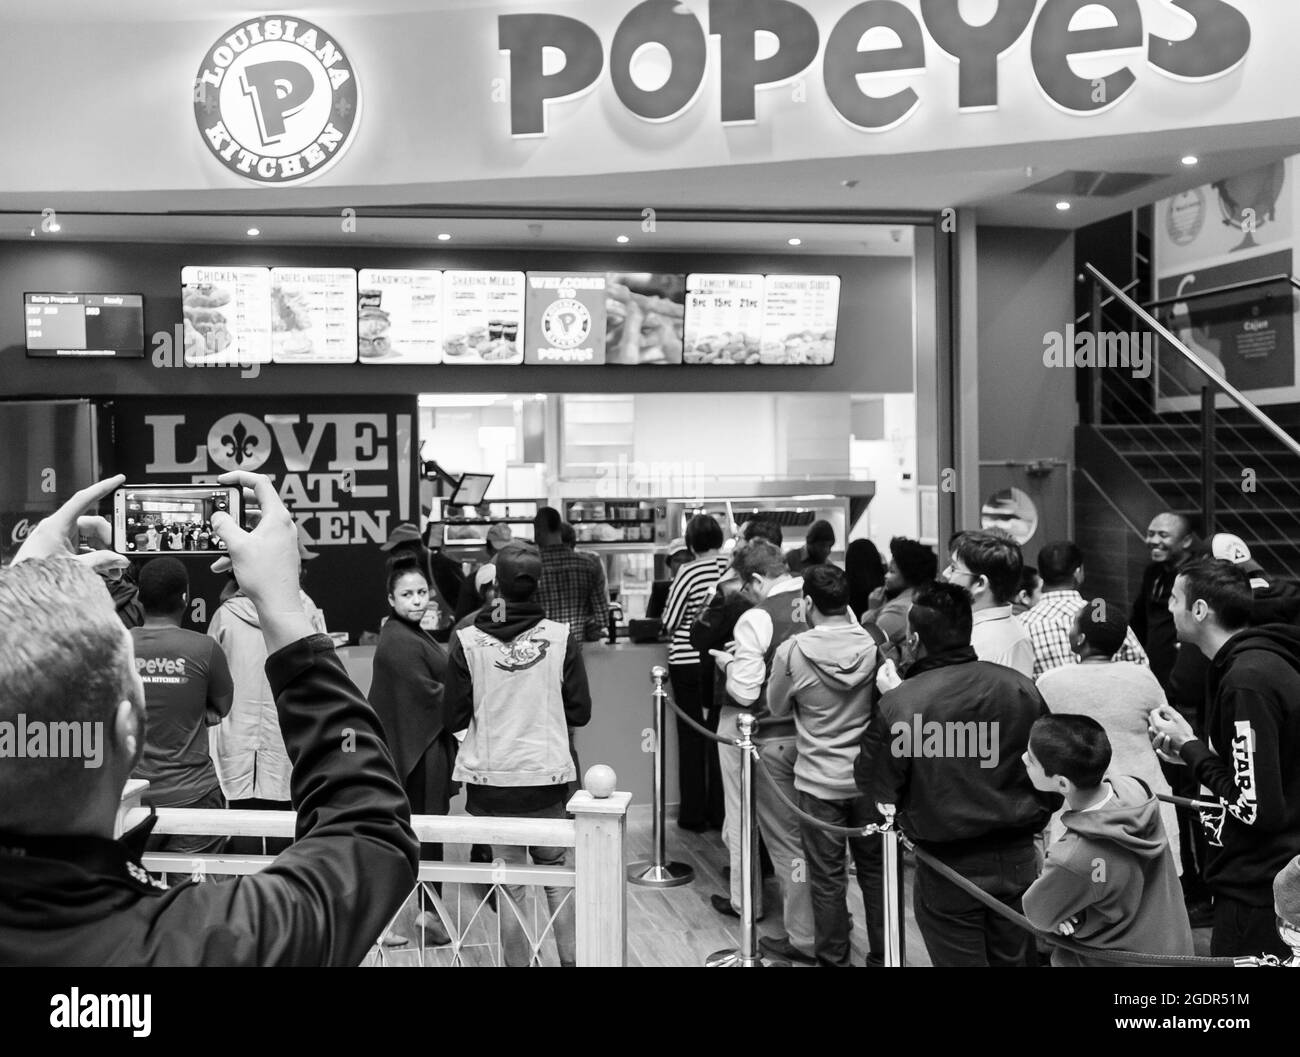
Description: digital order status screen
xmin=24 ymin=293 xmax=146 ymax=357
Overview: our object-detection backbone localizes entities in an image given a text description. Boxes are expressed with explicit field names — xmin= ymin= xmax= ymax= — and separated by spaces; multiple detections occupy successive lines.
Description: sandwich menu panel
xmin=357 ymin=269 xmax=443 ymax=363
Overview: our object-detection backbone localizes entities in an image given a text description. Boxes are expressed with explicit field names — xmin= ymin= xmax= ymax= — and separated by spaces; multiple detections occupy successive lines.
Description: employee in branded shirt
xmin=1149 ymin=559 xmax=1300 ymax=960
xmin=130 ymin=557 xmax=234 ymax=858
xmin=0 ymin=473 xmax=418 ymax=966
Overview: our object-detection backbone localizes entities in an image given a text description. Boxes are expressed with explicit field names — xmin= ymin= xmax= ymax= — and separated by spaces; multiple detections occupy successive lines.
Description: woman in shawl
xmin=369 ymin=557 xmax=454 ymax=946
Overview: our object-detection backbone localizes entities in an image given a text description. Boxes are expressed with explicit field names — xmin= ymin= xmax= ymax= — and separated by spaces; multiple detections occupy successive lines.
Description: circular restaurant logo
xmin=193 ymin=16 xmax=359 ymax=186
xmin=541 ymin=299 xmax=592 ymax=349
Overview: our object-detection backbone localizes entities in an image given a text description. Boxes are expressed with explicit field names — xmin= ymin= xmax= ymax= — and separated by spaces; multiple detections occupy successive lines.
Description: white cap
xmin=1210 ymin=533 xmax=1252 ymax=565
xmin=474 ymin=563 xmax=497 ymax=591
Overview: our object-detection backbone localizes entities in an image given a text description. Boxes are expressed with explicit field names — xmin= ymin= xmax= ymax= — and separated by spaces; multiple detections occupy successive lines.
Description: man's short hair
xmin=534 ymin=506 xmax=562 ymax=537
xmin=890 ymin=537 xmax=938 ymax=587
xmin=1037 ymin=541 xmax=1083 ymax=586
xmin=1177 ymin=559 xmax=1253 ymax=631
xmin=1030 ymin=714 xmax=1111 ymax=789
xmin=1019 ymin=565 xmax=1040 ymax=595
xmin=743 ymin=519 xmax=783 ymax=547
xmin=733 ymin=539 xmax=786 ymax=581
xmin=952 ymin=530 xmax=1023 ymax=605
xmin=803 ymin=563 xmax=849 ymax=616
xmin=1075 ymin=598 xmax=1128 ymax=658
xmin=138 ymin=557 xmax=189 ymax=616
xmin=0 ymin=560 xmax=134 ymax=824
xmin=908 ymin=581 xmax=972 ymax=654
xmin=559 ymin=521 xmax=576 ymax=548
xmin=807 ymin=519 xmax=835 ymax=545
xmin=686 ymin=514 xmax=724 ymax=555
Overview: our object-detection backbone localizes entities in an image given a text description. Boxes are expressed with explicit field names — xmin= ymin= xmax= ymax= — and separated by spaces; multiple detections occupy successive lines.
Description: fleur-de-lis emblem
xmin=221 ymin=421 xmax=259 ymax=465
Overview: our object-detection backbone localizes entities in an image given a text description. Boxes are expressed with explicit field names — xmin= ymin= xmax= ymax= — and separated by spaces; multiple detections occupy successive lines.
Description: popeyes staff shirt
xmin=130 ymin=625 xmax=235 ymax=806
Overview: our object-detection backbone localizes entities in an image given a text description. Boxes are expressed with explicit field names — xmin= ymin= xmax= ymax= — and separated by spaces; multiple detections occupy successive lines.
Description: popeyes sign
xmin=499 ymin=0 xmax=1251 ymax=135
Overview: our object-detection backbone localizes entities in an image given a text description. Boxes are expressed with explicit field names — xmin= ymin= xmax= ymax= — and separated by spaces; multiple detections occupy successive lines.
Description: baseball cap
xmin=1210 ymin=533 xmax=1266 ymax=587
xmin=380 ymin=522 xmax=422 ymax=551
xmin=1275 ymin=854 xmax=1300 ymax=924
xmin=486 ymin=522 xmax=513 ymax=548
xmin=474 ymin=563 xmax=497 ymax=591
xmin=493 ymin=542 xmax=543 ymax=600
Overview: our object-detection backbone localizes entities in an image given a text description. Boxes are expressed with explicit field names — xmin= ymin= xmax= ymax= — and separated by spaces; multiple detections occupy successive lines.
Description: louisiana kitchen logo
xmin=193 ymin=16 xmax=360 ymax=185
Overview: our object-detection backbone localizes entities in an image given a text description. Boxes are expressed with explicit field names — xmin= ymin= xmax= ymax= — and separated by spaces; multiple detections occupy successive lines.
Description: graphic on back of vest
xmin=476 ymin=627 xmax=552 ymax=672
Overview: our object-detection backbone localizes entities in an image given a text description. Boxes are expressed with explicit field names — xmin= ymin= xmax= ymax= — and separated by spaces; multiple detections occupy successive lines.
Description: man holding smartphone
xmin=0 ymin=472 xmax=418 ymax=966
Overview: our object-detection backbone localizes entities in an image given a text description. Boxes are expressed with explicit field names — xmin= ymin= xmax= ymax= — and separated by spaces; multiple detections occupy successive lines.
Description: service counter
xmin=339 ymin=640 xmax=676 ymax=808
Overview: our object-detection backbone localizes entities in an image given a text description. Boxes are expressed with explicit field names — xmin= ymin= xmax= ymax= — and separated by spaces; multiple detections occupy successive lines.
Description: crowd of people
xmin=3 ymin=475 xmax=1299 ymax=969
xmin=136 ymin=519 xmax=223 ymax=553
xmin=657 ymin=514 xmax=1300 ymax=967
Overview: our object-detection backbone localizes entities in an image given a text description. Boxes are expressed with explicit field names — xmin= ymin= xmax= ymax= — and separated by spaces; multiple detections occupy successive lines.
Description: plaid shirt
xmin=537 ymin=545 xmax=610 ymax=641
xmin=1021 ymin=589 xmax=1148 ymax=678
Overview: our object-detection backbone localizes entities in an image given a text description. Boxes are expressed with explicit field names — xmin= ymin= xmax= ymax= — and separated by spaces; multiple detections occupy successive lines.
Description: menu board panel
xmin=760 ymin=275 xmax=840 ymax=364
xmin=604 ymin=273 xmax=685 ymax=364
xmin=270 ymin=268 xmax=358 ymax=364
xmin=524 ymin=273 xmax=607 ymax=364
xmin=181 ymin=266 xmax=273 ymax=366
xmin=684 ymin=274 xmax=765 ymax=365
xmin=357 ymin=269 xmax=443 ymax=363
xmin=442 ymin=271 xmax=525 ymax=364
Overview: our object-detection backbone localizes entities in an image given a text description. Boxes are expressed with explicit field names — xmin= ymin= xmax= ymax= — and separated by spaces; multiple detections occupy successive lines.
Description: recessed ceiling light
xmin=48 ymin=223 xmax=61 ymax=232
xmin=1181 ymin=155 xmax=1199 ymax=167
xmin=246 ymin=227 xmax=260 ymax=237
xmin=1055 ymin=201 xmax=1071 ymax=212
xmin=788 ymin=237 xmax=802 ymax=246
xmin=616 ymin=235 xmax=630 ymax=244
xmin=841 ymin=179 xmax=859 ymax=189
xmin=437 ymin=232 xmax=452 ymax=241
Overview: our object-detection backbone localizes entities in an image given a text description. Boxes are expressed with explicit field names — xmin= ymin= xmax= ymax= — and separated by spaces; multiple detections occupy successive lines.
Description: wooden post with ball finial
xmin=569 ymin=766 xmax=631 ymax=966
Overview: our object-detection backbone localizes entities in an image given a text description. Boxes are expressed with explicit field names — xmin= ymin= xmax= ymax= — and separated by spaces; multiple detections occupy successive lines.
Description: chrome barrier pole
xmin=628 ymin=666 xmax=695 ymax=888
xmin=881 ymin=820 xmax=903 ymax=967
xmin=707 ymin=712 xmax=768 ymax=967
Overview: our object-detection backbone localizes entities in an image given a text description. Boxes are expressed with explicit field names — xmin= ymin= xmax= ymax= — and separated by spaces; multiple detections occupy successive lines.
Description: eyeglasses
xmin=944 ymin=562 xmax=974 ymax=580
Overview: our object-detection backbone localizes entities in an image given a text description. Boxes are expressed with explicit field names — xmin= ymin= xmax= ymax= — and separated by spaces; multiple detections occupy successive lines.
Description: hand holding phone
xmin=12 ymin=473 xmax=129 ymax=579
xmin=877 ymin=658 xmax=902 ymax=694
xmin=112 ymin=484 xmax=242 ymax=556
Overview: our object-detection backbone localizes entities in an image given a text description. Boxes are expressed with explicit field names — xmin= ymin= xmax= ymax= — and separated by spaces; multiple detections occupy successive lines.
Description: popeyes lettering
xmin=500 ymin=0 xmax=1251 ymax=135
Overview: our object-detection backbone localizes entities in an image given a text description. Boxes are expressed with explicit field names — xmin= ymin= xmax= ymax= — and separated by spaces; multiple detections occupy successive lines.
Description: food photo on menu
xmin=442 ymin=271 xmax=525 ymax=364
xmin=357 ymin=268 xmax=443 ymax=363
xmin=604 ymin=272 xmax=685 ymax=364
xmin=270 ymin=268 xmax=359 ymax=364
xmin=683 ymin=273 xmax=765 ymax=365
xmin=180 ymin=266 xmax=273 ymax=366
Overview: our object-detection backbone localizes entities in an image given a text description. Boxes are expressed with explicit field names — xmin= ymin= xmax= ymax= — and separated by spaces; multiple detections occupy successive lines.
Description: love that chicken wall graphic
xmin=105 ymin=396 xmax=417 ymax=641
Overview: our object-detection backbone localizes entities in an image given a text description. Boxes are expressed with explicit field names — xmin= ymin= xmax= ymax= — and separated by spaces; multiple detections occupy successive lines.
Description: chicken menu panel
xmin=180 ymin=266 xmax=273 ymax=365
xmin=357 ymin=269 xmax=443 ymax=364
xmin=270 ymin=268 xmax=358 ymax=364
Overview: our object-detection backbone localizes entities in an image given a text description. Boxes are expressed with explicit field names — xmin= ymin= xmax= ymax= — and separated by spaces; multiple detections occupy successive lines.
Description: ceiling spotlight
xmin=47 ymin=223 xmax=61 ymax=232
xmin=616 ymin=234 xmax=629 ymax=244
xmin=841 ymin=178 xmax=859 ymax=189
xmin=437 ymin=233 xmax=452 ymax=241
xmin=788 ymin=237 xmax=802 ymax=246
xmin=29 ymin=228 xmax=35 ymax=238
xmin=1055 ymin=201 xmax=1072 ymax=212
xmin=1181 ymin=154 xmax=1199 ymax=167
xmin=246 ymin=227 xmax=260 ymax=237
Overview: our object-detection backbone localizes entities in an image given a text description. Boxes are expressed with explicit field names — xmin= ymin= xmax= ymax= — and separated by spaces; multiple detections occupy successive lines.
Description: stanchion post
xmin=881 ymin=822 xmax=903 ymax=967
xmin=707 ymin=712 xmax=768 ymax=967
xmin=628 ymin=666 xmax=695 ymax=888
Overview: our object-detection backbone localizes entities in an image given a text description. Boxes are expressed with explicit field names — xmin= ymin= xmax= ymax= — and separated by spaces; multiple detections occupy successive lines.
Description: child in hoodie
xmin=1022 ymin=714 xmax=1193 ymax=967
xmin=768 ymin=564 xmax=890 ymax=967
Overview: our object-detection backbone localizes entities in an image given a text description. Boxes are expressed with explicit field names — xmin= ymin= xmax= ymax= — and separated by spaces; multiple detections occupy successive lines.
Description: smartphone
xmin=112 ymin=484 xmax=241 ymax=556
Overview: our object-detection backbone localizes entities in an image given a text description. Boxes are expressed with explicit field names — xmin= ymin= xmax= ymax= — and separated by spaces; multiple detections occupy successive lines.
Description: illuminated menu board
xmin=604 ymin=273 xmax=685 ymax=364
xmin=442 ymin=271 xmax=525 ymax=364
xmin=684 ymin=274 xmax=765 ymax=365
xmin=270 ymin=268 xmax=358 ymax=364
xmin=524 ymin=273 xmax=607 ymax=364
xmin=181 ymin=266 xmax=273 ymax=365
xmin=761 ymin=275 xmax=840 ymax=364
xmin=357 ymin=269 xmax=443 ymax=363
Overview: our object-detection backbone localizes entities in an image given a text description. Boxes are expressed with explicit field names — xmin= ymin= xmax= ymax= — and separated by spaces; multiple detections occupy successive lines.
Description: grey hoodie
xmin=767 ymin=622 xmax=880 ymax=800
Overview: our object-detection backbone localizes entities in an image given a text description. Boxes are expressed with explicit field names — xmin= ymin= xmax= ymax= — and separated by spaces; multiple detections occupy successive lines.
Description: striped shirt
xmin=662 ymin=555 xmax=730 ymax=666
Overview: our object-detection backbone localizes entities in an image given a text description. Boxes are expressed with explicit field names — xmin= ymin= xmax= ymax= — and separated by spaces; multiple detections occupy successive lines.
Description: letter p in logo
xmin=241 ymin=60 xmax=315 ymax=144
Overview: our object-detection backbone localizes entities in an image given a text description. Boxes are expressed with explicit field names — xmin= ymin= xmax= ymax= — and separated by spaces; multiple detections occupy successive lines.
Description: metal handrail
xmin=1144 ymin=272 xmax=1294 ymax=310
xmin=1084 ymin=263 xmax=1300 ymax=461
xmin=1074 ymin=276 xmax=1141 ymax=325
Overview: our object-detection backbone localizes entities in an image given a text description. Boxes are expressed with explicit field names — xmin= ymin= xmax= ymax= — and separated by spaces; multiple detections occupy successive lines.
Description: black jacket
xmin=1131 ymin=560 xmax=1182 ymax=691
xmin=689 ymin=582 xmax=753 ymax=712
xmin=858 ymin=646 xmax=1057 ymax=851
xmin=1179 ymin=624 xmax=1300 ymax=906
xmin=0 ymin=635 xmax=419 ymax=966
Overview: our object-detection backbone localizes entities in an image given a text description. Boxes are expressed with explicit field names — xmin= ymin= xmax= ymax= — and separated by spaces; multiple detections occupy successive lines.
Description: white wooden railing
xmin=116 ymin=779 xmax=631 ymax=966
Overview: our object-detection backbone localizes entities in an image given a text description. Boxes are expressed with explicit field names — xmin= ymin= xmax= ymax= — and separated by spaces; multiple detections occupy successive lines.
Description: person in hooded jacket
xmin=1149 ymin=559 xmax=1300 ymax=959
xmin=208 ymin=554 xmax=327 ymax=854
xmin=767 ymin=563 xmax=892 ymax=967
xmin=1022 ymin=714 xmax=1193 ymax=967
xmin=369 ymin=557 xmax=455 ymax=947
